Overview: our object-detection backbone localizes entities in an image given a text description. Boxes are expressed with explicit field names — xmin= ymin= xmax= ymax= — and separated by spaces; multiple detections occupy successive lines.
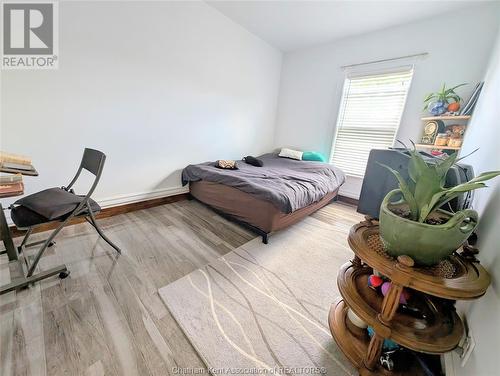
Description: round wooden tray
xmin=348 ymin=220 xmax=490 ymax=300
xmin=328 ymin=298 xmax=425 ymax=376
xmin=337 ymin=262 xmax=463 ymax=354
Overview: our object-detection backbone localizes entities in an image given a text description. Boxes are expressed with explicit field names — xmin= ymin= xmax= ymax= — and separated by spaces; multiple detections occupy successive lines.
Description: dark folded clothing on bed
xmin=243 ymin=156 xmax=264 ymax=167
xmin=182 ymin=153 xmax=345 ymax=214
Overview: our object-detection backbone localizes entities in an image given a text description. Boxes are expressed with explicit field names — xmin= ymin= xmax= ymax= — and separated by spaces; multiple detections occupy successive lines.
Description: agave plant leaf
xmin=435 ymin=152 xmax=458 ymax=186
xmin=408 ymin=155 xmax=419 ymax=184
xmin=411 ymin=152 xmax=442 ymax=216
xmin=452 ymin=150 xmax=478 ymax=173
xmin=408 ymin=149 xmax=427 ymax=184
xmin=414 ymin=175 xmax=442 ymax=221
xmin=396 ymin=139 xmax=408 ymax=149
xmin=467 ymin=171 xmax=500 ymax=184
xmin=448 ymin=182 xmax=487 ymax=193
xmin=418 ymin=183 xmax=486 ymax=222
xmin=379 ymin=163 xmax=418 ymax=220
xmin=419 ymin=189 xmax=446 ymax=222
xmin=434 ymin=185 xmax=488 ymax=213
xmin=434 ymin=192 xmax=467 ymax=213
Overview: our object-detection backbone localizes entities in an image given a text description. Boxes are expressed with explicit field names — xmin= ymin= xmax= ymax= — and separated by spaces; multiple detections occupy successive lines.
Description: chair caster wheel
xmin=48 ymin=241 xmax=56 ymax=247
xmin=59 ymin=271 xmax=70 ymax=279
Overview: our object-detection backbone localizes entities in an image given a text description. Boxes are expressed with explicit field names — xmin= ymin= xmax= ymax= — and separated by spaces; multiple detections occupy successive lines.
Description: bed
xmin=182 ymin=153 xmax=345 ymax=243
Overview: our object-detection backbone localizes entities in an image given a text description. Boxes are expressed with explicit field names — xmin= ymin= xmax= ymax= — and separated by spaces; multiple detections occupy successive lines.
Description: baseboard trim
xmin=9 ymin=190 xmax=189 ymax=238
xmin=337 ymin=195 xmax=359 ymax=206
xmin=97 ymin=186 xmax=188 ymax=208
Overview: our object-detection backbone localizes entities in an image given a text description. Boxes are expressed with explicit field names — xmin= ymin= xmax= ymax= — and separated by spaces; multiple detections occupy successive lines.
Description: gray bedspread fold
xmin=181 ymin=153 xmax=345 ymax=213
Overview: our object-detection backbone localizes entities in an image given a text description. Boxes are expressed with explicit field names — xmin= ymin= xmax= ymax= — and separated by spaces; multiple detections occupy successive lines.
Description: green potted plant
xmin=423 ymin=83 xmax=466 ymax=115
xmin=379 ymin=147 xmax=500 ymax=266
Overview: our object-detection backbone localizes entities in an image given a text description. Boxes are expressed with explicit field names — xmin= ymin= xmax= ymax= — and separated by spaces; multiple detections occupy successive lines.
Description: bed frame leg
xmin=262 ymin=233 xmax=268 ymax=244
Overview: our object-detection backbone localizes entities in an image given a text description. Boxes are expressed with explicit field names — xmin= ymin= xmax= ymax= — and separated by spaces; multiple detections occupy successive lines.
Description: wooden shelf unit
xmin=418 ymin=115 xmax=471 ymax=153
xmin=329 ymin=299 xmax=425 ymax=376
xmin=337 ymin=263 xmax=464 ymax=353
xmin=415 ymin=143 xmax=461 ymax=151
xmin=420 ymin=115 xmax=471 ymax=121
xmin=329 ymin=219 xmax=491 ymax=375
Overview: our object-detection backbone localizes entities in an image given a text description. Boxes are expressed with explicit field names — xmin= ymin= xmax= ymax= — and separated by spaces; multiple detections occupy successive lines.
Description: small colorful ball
xmin=381 ymin=282 xmax=408 ymax=304
xmin=368 ymin=275 xmax=383 ymax=289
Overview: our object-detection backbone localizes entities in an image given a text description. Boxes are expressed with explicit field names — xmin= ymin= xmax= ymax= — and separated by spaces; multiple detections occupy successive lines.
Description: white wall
xmin=447 ymin=28 xmax=500 ymax=376
xmin=0 ymin=1 xmax=282 ymax=207
xmin=273 ymin=3 xmax=500 ymax=198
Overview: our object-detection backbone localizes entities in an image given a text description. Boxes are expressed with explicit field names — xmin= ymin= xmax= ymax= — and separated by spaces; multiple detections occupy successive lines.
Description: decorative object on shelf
xmin=380 ymin=281 xmax=410 ymax=304
xmin=367 ymin=274 xmax=384 ymax=289
xmin=423 ymin=83 xmax=467 ymax=116
xmin=460 ymin=82 xmax=484 ymax=116
xmin=447 ymin=102 xmax=461 ymax=112
xmin=329 ymin=219 xmax=491 ymax=375
xmin=378 ymin=147 xmax=500 ymax=265
xmin=379 ymin=348 xmax=414 ymax=372
xmin=445 ymin=124 xmax=466 ymax=137
xmin=347 ymin=308 xmax=368 ymax=329
xmin=367 ymin=327 xmax=399 ymax=351
xmin=434 ymin=133 xmax=449 ymax=146
xmin=430 ymin=149 xmax=445 ymax=157
xmin=447 ymin=137 xmax=463 ymax=148
xmin=420 ymin=120 xmax=445 ymax=144
xmin=445 ymin=124 xmax=466 ymax=148
xmin=427 ymin=101 xmax=447 ymax=116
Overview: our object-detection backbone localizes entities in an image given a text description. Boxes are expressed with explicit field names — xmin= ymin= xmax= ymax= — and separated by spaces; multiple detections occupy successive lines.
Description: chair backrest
xmin=81 ymin=148 xmax=106 ymax=176
xmin=66 ymin=148 xmax=106 ymax=197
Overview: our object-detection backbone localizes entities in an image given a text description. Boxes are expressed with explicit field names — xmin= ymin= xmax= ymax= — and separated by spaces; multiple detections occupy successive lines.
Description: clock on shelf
xmin=420 ymin=120 xmax=445 ymax=145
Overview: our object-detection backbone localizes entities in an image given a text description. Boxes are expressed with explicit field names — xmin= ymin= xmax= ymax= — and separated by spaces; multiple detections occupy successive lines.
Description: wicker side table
xmin=329 ymin=218 xmax=490 ymax=375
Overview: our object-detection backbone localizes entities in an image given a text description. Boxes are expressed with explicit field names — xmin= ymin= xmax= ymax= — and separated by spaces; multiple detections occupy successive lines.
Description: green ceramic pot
xmin=379 ymin=189 xmax=478 ymax=266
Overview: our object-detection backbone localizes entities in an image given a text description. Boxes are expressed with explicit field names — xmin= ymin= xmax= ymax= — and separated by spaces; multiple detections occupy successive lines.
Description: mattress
xmin=190 ymin=180 xmax=338 ymax=233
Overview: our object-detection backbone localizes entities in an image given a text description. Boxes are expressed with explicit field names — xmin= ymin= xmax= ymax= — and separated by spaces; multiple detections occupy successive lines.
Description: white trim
xmin=338 ymin=189 xmax=359 ymax=200
xmin=96 ymin=186 xmax=189 ymax=208
xmin=338 ymin=175 xmax=363 ymax=200
xmin=443 ymin=352 xmax=457 ymax=376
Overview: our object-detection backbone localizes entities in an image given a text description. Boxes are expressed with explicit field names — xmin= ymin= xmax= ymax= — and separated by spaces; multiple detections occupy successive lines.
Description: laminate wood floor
xmin=0 ymin=199 xmax=360 ymax=376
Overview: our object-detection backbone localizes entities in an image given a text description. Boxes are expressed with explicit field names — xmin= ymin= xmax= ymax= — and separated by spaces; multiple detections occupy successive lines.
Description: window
xmin=330 ymin=67 xmax=414 ymax=177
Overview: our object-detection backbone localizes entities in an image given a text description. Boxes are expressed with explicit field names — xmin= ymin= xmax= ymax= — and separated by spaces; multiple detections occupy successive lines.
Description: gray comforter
xmin=182 ymin=153 xmax=345 ymax=213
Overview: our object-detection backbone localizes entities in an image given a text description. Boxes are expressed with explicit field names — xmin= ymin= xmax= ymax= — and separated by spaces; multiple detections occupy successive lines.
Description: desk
xmin=0 ymin=164 xmax=71 ymax=296
xmin=0 ymin=166 xmax=38 ymax=262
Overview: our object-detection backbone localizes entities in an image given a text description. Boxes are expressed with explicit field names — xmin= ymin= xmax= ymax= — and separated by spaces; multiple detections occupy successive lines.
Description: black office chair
xmin=4 ymin=148 xmax=121 ymax=293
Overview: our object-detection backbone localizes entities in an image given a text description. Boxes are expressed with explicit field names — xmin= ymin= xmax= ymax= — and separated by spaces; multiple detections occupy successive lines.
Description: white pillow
xmin=278 ymin=148 xmax=303 ymax=160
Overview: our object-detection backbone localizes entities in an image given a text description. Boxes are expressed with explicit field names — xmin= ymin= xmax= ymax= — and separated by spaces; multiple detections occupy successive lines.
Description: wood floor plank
xmin=0 ymin=200 xmax=357 ymax=375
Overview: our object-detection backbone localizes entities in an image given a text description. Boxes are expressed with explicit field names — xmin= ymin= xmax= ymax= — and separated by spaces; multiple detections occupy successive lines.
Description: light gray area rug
xmin=159 ymin=217 xmax=356 ymax=375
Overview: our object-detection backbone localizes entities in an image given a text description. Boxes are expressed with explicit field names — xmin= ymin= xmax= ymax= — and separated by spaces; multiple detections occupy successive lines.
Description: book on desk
xmin=0 ymin=173 xmax=24 ymax=197
xmin=0 ymin=151 xmax=38 ymax=176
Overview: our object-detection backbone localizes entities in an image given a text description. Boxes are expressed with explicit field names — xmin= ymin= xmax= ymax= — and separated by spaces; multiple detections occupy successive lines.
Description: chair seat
xmin=11 ymin=188 xmax=101 ymax=228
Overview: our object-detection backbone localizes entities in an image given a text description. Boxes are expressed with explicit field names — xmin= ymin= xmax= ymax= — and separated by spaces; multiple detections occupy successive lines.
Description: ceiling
xmin=206 ymin=1 xmax=487 ymax=52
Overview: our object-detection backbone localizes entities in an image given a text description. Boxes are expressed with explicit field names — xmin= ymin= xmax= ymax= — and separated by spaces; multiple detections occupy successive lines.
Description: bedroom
xmin=0 ymin=1 xmax=499 ymax=375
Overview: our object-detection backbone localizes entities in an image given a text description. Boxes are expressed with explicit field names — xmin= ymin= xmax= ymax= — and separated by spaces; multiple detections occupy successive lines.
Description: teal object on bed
xmin=302 ymin=151 xmax=326 ymax=162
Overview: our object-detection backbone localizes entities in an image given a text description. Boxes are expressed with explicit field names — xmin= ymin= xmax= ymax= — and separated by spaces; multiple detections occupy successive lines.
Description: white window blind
xmin=330 ymin=68 xmax=414 ymax=177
